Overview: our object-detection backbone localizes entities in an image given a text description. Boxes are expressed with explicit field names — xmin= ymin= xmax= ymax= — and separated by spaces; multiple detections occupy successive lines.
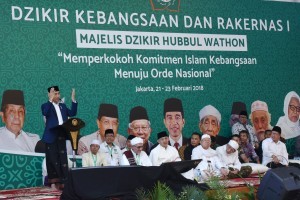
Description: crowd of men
xmin=0 ymin=88 xmax=299 ymax=189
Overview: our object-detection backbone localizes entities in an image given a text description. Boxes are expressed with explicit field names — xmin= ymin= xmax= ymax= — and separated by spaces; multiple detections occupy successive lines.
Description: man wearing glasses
xmin=128 ymin=106 xmax=153 ymax=155
xmin=78 ymin=103 xmax=126 ymax=155
xmin=276 ymin=91 xmax=300 ymax=140
xmin=120 ymin=137 xmax=152 ymax=166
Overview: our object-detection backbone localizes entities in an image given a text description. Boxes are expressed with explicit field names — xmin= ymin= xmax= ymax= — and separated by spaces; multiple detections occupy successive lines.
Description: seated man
xmin=78 ymin=103 xmax=126 ymax=155
xmin=127 ymin=106 xmax=153 ymax=155
xmin=295 ymin=135 xmax=300 ymax=157
xmin=216 ymin=140 xmax=252 ymax=178
xmin=239 ymin=130 xmax=260 ymax=164
xmin=192 ymin=134 xmax=227 ymax=179
xmin=121 ymin=137 xmax=152 ymax=166
xmin=181 ymin=132 xmax=201 ymax=160
xmin=232 ymin=111 xmax=258 ymax=149
xmin=0 ymin=90 xmax=40 ymax=152
xmin=121 ymin=135 xmax=135 ymax=153
xmin=99 ymin=129 xmax=122 ymax=166
xmin=256 ymin=129 xmax=272 ymax=163
xmin=82 ymin=139 xmax=107 ymax=167
xmin=192 ymin=134 xmax=217 ymax=160
xmin=262 ymin=126 xmax=288 ymax=168
xmin=149 ymin=131 xmax=181 ymax=166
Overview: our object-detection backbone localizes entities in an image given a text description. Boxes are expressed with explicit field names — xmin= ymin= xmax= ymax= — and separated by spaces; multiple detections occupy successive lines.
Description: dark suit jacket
xmin=41 ymin=101 xmax=77 ymax=143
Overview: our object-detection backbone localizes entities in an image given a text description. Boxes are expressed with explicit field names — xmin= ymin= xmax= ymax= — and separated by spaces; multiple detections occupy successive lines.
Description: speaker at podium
xmin=258 ymin=166 xmax=300 ymax=200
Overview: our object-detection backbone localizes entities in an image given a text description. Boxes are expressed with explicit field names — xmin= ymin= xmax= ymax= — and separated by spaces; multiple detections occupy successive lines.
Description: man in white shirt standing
xmin=0 ymin=90 xmax=40 ymax=152
xmin=82 ymin=139 xmax=107 ymax=167
xmin=262 ymin=126 xmax=289 ymax=168
xmin=121 ymin=137 xmax=152 ymax=166
xmin=100 ymin=129 xmax=122 ymax=166
xmin=150 ymin=131 xmax=181 ymax=166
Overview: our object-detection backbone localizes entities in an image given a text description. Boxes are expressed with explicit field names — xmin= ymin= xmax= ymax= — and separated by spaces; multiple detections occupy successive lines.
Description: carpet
xmin=0 ymin=187 xmax=61 ymax=200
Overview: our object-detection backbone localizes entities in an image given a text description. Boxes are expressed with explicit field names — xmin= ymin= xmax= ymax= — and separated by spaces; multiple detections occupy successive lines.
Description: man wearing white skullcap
xmin=198 ymin=105 xmax=229 ymax=149
xmin=121 ymin=137 xmax=152 ymax=166
xmin=192 ymin=134 xmax=228 ymax=179
xmin=250 ymin=100 xmax=273 ymax=142
xmin=82 ymin=139 xmax=107 ymax=167
xmin=192 ymin=134 xmax=217 ymax=160
xmin=216 ymin=140 xmax=242 ymax=176
xmin=199 ymin=105 xmax=221 ymax=137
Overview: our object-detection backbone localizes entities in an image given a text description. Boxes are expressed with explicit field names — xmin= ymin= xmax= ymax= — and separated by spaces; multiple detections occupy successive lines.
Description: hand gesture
xmin=71 ymin=88 xmax=76 ymax=102
xmin=77 ymin=141 xmax=88 ymax=155
xmin=272 ymin=155 xmax=279 ymax=164
xmin=48 ymin=87 xmax=55 ymax=102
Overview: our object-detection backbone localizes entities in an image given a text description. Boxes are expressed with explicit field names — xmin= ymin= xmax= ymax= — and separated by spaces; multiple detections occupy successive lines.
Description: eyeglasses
xmin=131 ymin=126 xmax=150 ymax=132
xmin=289 ymin=105 xmax=300 ymax=113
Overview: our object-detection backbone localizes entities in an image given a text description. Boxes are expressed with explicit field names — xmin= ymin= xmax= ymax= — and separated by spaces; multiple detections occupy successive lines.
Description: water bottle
xmin=207 ymin=160 xmax=213 ymax=173
xmin=195 ymin=169 xmax=202 ymax=183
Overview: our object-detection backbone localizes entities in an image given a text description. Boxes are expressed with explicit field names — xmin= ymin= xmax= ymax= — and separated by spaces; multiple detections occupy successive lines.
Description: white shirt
xmin=120 ymin=150 xmax=152 ymax=166
xmin=149 ymin=144 xmax=181 ymax=166
xmin=99 ymin=142 xmax=122 ymax=166
xmin=276 ymin=116 xmax=300 ymax=140
xmin=0 ymin=127 xmax=40 ymax=152
xmin=193 ymin=146 xmax=224 ymax=177
xmin=169 ymin=135 xmax=183 ymax=148
xmin=191 ymin=145 xmax=217 ymax=160
xmin=216 ymin=144 xmax=241 ymax=170
xmin=52 ymin=102 xmax=63 ymax=125
xmin=82 ymin=151 xmax=107 ymax=167
xmin=78 ymin=131 xmax=127 ymax=155
xmin=262 ymin=138 xmax=289 ymax=166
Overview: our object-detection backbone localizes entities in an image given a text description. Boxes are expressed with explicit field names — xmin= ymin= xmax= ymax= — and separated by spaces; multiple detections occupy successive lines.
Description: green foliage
xmin=136 ymin=182 xmax=208 ymax=200
xmin=205 ymin=176 xmax=244 ymax=200
xmin=135 ymin=181 xmax=175 ymax=200
xmin=205 ymin=176 xmax=228 ymax=200
xmin=177 ymin=185 xmax=208 ymax=200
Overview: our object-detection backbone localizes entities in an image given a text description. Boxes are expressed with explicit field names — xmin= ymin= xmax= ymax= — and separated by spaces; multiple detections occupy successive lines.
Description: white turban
xmin=251 ymin=100 xmax=268 ymax=113
xmin=228 ymin=140 xmax=239 ymax=150
xmin=91 ymin=139 xmax=101 ymax=146
xmin=131 ymin=137 xmax=143 ymax=146
xmin=199 ymin=105 xmax=221 ymax=123
xmin=201 ymin=134 xmax=211 ymax=140
xmin=276 ymin=91 xmax=300 ymax=139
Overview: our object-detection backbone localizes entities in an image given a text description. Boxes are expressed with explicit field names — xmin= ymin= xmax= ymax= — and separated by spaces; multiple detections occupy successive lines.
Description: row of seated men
xmin=80 ymin=125 xmax=288 ymax=181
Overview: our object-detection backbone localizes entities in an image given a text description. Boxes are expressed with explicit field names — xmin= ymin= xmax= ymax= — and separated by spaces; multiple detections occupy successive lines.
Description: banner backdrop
xmin=0 ymin=1 xmax=299 ymax=152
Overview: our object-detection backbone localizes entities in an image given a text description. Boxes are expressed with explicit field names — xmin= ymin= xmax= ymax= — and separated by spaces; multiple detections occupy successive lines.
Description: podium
xmin=59 ymin=118 xmax=85 ymax=167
